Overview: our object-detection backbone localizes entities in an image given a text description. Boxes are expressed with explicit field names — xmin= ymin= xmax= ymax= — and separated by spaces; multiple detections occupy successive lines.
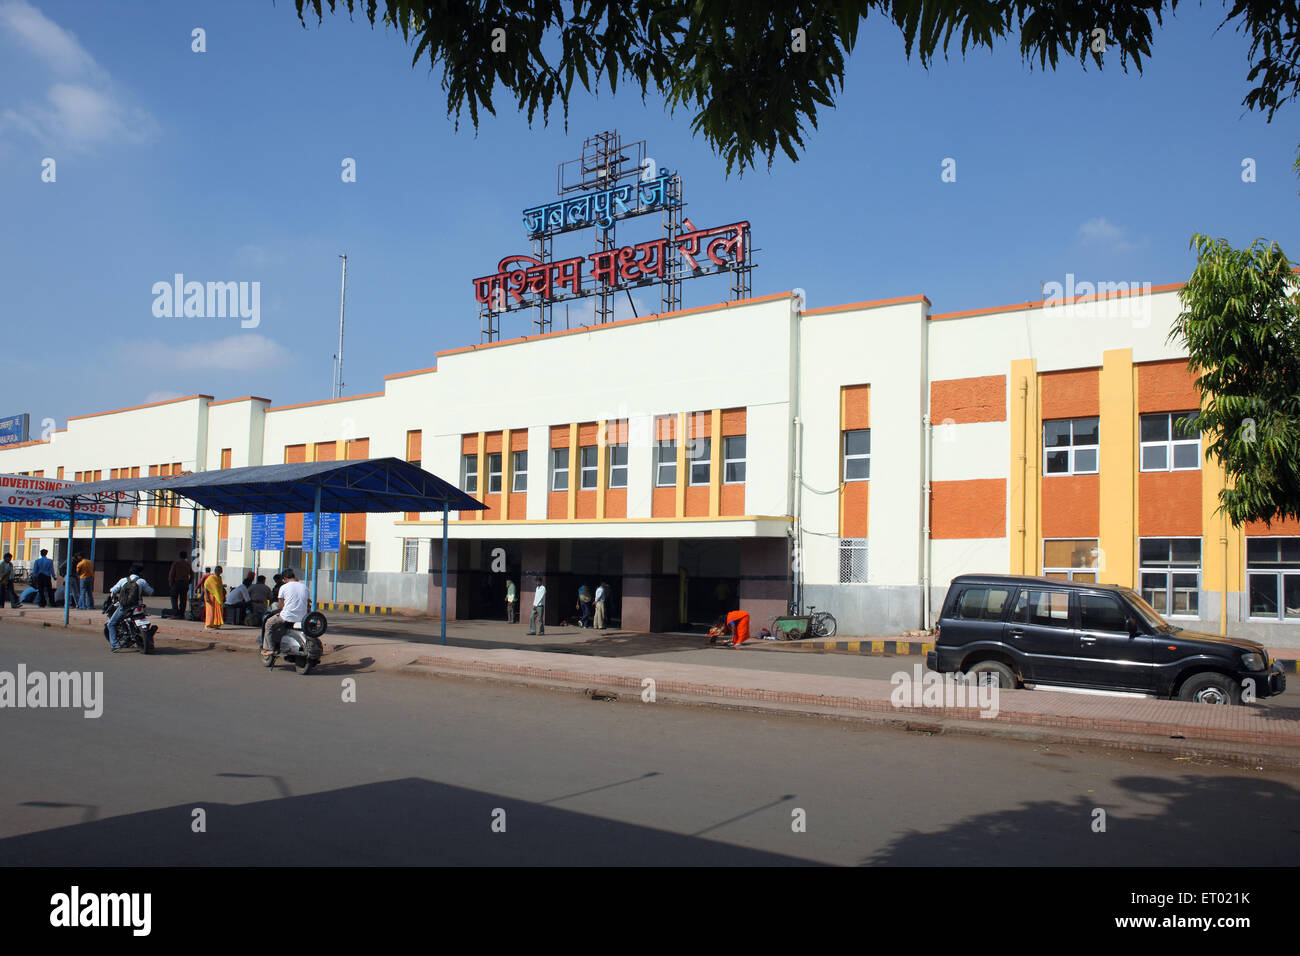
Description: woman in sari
xmin=203 ymin=566 xmax=226 ymax=628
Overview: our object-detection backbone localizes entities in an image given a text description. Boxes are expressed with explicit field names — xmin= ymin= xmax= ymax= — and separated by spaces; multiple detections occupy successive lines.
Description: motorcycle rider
xmin=105 ymin=564 xmax=154 ymax=651
xmin=261 ymin=567 xmax=309 ymax=663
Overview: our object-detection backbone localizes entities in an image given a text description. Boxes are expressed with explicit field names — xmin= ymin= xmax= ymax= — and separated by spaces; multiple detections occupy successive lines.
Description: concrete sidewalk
xmin=4 ymin=603 xmax=1299 ymax=767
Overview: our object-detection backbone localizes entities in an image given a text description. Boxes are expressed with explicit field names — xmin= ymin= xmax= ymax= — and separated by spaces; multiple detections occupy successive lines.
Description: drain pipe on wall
xmin=791 ymin=291 xmax=805 ymax=614
xmin=922 ymin=412 xmax=932 ymax=630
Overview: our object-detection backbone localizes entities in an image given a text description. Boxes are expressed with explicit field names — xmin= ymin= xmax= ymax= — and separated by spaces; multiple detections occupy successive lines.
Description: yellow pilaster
xmin=500 ymin=428 xmax=511 ymax=521
xmin=475 ymin=432 xmax=486 ymax=522
xmin=596 ymin=420 xmax=608 ymax=520
xmin=675 ymin=412 xmax=687 ymax=519
xmin=1008 ymin=359 xmax=1039 ymax=574
xmin=709 ymin=408 xmax=722 ymax=517
xmin=1098 ymin=349 xmax=1135 ymax=585
xmin=1202 ymin=452 xmax=1244 ymax=634
xmin=567 ymin=423 xmax=578 ymax=520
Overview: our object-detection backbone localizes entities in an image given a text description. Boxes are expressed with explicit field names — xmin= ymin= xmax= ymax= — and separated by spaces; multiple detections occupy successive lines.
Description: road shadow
xmin=0 ymin=777 xmax=820 ymax=866
xmin=861 ymin=772 xmax=1300 ymax=866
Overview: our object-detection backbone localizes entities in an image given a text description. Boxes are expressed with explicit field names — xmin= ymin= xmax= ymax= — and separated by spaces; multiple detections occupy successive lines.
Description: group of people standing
xmin=164 ymin=549 xmax=275 ymax=629
xmin=509 ymin=576 xmax=612 ymax=635
xmin=0 ymin=549 xmax=97 ymax=609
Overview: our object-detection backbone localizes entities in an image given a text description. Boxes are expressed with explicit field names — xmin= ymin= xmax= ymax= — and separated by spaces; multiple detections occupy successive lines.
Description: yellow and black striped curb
xmin=316 ymin=602 xmax=395 ymax=616
xmin=773 ymin=639 xmax=935 ymax=656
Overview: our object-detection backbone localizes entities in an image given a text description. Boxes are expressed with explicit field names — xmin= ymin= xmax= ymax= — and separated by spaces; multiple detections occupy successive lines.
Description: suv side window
xmin=956 ymin=587 xmax=1013 ymax=621
xmin=1078 ymin=592 xmax=1129 ymax=633
xmin=1012 ymin=589 xmax=1071 ymax=627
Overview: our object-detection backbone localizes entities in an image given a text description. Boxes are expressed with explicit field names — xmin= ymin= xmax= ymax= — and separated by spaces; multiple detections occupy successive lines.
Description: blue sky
xmin=0 ymin=0 xmax=1296 ymax=428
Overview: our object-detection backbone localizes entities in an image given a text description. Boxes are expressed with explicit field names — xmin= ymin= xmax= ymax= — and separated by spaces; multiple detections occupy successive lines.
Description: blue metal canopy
xmin=45 ymin=457 xmax=485 ymax=515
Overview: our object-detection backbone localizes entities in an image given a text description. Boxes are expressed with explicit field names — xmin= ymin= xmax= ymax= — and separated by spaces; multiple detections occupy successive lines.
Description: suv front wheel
xmin=1177 ymin=672 xmax=1241 ymax=705
xmin=963 ymin=660 xmax=1018 ymax=690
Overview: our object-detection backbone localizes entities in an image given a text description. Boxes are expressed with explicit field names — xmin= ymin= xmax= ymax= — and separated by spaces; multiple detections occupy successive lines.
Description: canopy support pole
xmin=441 ymin=507 xmax=448 ymax=645
xmin=311 ymin=485 xmax=322 ymax=609
xmin=63 ymin=501 xmax=75 ymax=627
xmin=190 ymin=507 xmax=199 ymax=607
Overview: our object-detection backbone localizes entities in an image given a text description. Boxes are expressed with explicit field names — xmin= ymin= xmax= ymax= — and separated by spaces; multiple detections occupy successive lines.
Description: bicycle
xmin=786 ymin=602 xmax=837 ymax=639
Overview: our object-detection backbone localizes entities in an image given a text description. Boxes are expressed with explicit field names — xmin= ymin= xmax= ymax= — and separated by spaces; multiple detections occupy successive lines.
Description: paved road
xmin=2 ymin=623 xmax=1298 ymax=865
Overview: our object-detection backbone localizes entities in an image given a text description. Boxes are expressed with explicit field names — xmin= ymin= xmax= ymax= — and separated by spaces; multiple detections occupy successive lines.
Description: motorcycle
xmin=102 ymin=599 xmax=157 ymax=654
xmin=259 ymin=611 xmax=328 ymax=675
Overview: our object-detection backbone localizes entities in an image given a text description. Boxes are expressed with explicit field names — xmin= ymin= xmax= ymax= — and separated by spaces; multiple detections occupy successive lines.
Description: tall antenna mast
xmin=333 ymin=253 xmax=347 ymax=399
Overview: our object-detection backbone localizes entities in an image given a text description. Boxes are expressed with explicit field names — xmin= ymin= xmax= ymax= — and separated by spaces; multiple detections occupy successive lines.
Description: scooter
xmin=259 ymin=611 xmax=328 ymax=675
xmin=102 ymin=599 xmax=157 ymax=654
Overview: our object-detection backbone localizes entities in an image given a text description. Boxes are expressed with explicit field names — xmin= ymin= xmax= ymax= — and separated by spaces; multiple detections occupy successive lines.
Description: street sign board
xmin=0 ymin=414 xmax=30 ymax=447
xmin=301 ymin=512 xmax=341 ymax=553
xmin=249 ymin=513 xmax=286 ymax=551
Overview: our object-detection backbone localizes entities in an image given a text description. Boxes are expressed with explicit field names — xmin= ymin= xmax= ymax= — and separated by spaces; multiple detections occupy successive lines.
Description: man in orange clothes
xmin=724 ymin=609 xmax=750 ymax=646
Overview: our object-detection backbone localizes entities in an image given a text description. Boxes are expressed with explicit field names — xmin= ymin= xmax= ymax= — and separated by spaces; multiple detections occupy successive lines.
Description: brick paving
xmin=4 ymin=603 xmax=1298 ymax=757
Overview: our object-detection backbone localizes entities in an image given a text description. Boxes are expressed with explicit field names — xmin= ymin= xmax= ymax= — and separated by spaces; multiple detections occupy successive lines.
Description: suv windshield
xmin=1119 ymin=587 xmax=1177 ymax=633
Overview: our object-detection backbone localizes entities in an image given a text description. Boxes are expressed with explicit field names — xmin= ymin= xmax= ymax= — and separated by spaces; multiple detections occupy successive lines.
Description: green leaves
xmin=289 ymin=0 xmax=1297 ymax=173
xmin=1173 ymin=235 xmax=1300 ymax=526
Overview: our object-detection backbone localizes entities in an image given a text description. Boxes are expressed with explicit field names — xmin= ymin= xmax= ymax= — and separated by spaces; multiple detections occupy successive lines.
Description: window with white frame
xmin=655 ymin=440 xmax=677 ymax=487
xmin=217 ymin=538 xmax=228 ymax=565
xmin=839 ymin=538 xmax=868 ymax=583
xmin=843 ymin=429 xmax=870 ymax=481
xmin=689 ymin=437 xmax=711 ymax=486
xmin=579 ymin=446 xmax=598 ymax=490
xmin=512 ymin=450 xmax=528 ymax=492
xmin=1043 ymin=417 xmax=1099 ymax=475
xmin=1140 ymin=538 xmax=1201 ymax=616
xmin=487 ymin=452 xmax=502 ymax=494
xmin=1140 ymin=411 xmax=1201 ymax=471
xmin=1043 ymin=538 xmax=1100 ymax=582
xmin=1247 ymin=537 xmax=1300 ymax=620
xmin=723 ymin=435 xmax=746 ymax=483
xmin=344 ymin=542 xmax=367 ymax=572
xmin=608 ymin=444 xmax=628 ymax=489
xmin=461 ymin=454 xmax=478 ymax=493
xmin=550 ymin=448 xmax=568 ymax=491
xmin=402 ymin=538 xmax=419 ymax=573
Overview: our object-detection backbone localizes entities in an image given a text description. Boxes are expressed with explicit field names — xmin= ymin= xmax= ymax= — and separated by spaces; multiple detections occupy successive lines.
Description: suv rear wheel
xmin=1177 ymin=672 xmax=1241 ymax=705
xmin=964 ymin=660 xmax=1018 ymax=689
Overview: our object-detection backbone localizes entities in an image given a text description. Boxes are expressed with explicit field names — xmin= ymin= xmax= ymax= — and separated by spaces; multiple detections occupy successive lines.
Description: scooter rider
xmin=106 ymin=564 xmax=154 ymax=651
xmin=262 ymin=567 xmax=309 ymax=663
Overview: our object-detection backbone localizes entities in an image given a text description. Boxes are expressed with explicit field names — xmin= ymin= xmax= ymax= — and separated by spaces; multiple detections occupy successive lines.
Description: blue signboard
xmin=249 ymin=513 xmax=286 ymax=551
xmin=301 ymin=512 xmax=341 ymax=553
xmin=0 ymin=414 xmax=30 ymax=447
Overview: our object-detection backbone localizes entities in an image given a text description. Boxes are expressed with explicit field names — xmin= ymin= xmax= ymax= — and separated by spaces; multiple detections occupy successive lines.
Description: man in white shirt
xmin=224 ymin=575 xmax=252 ymax=626
xmin=262 ymin=567 xmax=310 ymax=660
xmin=106 ymin=565 xmax=154 ymax=651
xmin=594 ymin=581 xmax=608 ymax=630
xmin=526 ymin=576 xmax=546 ymax=635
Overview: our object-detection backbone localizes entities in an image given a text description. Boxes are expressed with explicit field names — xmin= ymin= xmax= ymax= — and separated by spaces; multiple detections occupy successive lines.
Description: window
xmin=1140 ymin=411 xmax=1200 ymax=471
xmin=579 ymin=446 xmax=598 ymax=490
xmin=608 ymin=444 xmax=628 ymax=489
xmin=1140 ymin=538 xmax=1201 ymax=616
xmin=723 ymin=435 xmax=746 ymax=484
xmin=461 ymin=454 xmax=478 ymax=493
xmin=838 ymin=538 xmax=868 ymax=583
xmin=843 ymin=429 xmax=870 ymax=481
xmin=487 ymin=453 xmax=502 ymax=494
xmin=217 ymin=538 xmax=228 ymax=565
xmin=284 ymin=543 xmax=303 ymax=572
xmin=344 ymin=543 xmax=367 ymax=572
xmin=1043 ymin=538 xmax=1100 ymax=582
xmin=551 ymin=448 xmax=569 ymax=491
xmin=1013 ymin=588 xmax=1071 ymax=626
xmin=1078 ymin=592 xmax=1128 ymax=632
xmin=512 ymin=450 xmax=528 ymax=492
xmin=655 ymin=440 xmax=677 ymax=487
xmin=1246 ymin=537 xmax=1300 ymax=620
xmin=402 ymin=538 xmax=419 ymax=573
xmin=1043 ymin=417 xmax=1099 ymax=475
xmin=955 ymin=586 xmax=1013 ymax=621
xmin=13 ymin=540 xmax=24 ymax=561
xmin=689 ymin=437 xmax=711 ymax=486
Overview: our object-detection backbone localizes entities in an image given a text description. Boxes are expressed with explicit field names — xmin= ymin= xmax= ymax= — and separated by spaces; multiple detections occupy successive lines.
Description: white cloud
xmin=130 ymin=334 xmax=291 ymax=373
xmin=0 ymin=0 xmax=101 ymax=78
xmin=0 ymin=0 xmax=156 ymax=150
xmin=1077 ymin=216 xmax=1144 ymax=253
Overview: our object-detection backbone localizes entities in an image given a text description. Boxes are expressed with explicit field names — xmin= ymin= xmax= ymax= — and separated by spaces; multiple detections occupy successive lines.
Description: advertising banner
xmin=0 ymin=474 xmax=136 ymax=521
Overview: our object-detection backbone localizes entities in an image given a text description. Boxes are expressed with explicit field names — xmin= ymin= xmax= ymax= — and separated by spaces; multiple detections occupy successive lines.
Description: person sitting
xmin=224 ymin=574 xmax=253 ymax=626
xmin=17 ymin=585 xmax=38 ymax=605
xmin=247 ymin=575 xmax=272 ymax=625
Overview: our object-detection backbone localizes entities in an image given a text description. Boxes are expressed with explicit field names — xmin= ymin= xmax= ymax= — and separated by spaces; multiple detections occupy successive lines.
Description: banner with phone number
xmin=0 ymin=473 xmax=136 ymax=520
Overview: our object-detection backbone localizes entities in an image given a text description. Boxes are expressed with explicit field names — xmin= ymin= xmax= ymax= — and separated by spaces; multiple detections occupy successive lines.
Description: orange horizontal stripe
xmin=66 ymin=394 xmax=214 ymax=422
xmin=930 ymin=281 xmax=1185 ymax=321
xmin=265 ymin=392 xmax=384 ymax=413
xmin=384 ymin=366 xmax=438 ymax=380
xmin=802 ymin=294 xmax=930 ymax=316
xmin=208 ymin=396 xmax=272 ymax=406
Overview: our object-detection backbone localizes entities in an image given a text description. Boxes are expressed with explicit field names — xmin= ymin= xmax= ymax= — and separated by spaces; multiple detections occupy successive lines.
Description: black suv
xmin=926 ymin=574 xmax=1285 ymax=704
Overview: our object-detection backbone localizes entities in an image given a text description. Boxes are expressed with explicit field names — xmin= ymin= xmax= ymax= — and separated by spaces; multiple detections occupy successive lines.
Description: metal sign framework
xmin=475 ymin=130 xmax=755 ymax=342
